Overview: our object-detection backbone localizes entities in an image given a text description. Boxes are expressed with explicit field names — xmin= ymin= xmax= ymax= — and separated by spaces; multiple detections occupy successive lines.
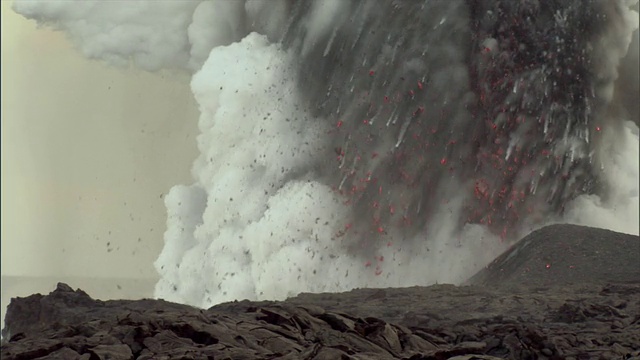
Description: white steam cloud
xmin=13 ymin=0 xmax=639 ymax=309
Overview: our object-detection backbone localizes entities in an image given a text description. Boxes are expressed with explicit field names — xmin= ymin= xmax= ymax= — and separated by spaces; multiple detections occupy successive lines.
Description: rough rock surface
xmin=467 ymin=224 xmax=640 ymax=287
xmin=2 ymin=225 xmax=639 ymax=360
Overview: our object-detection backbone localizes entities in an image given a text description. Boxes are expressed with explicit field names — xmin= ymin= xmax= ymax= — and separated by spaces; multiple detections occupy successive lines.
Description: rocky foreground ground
xmin=2 ymin=225 xmax=639 ymax=360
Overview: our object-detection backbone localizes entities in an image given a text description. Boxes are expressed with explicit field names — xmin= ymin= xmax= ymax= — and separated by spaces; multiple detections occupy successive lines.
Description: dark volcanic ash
xmin=282 ymin=0 xmax=638 ymax=244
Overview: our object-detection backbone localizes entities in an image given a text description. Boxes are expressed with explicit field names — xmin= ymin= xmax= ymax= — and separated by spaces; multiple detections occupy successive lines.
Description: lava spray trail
xmin=282 ymin=0 xmax=639 ymax=245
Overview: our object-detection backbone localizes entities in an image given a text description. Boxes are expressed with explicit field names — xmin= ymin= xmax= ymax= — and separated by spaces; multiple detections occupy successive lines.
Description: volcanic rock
xmin=2 ymin=224 xmax=639 ymax=359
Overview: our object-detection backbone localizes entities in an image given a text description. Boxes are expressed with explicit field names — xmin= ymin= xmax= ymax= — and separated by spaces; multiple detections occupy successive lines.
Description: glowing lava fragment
xmin=596 ymin=126 xmax=601 ymax=131
xmin=545 ymin=263 xmax=551 ymax=269
xmin=440 ymin=158 xmax=447 ymax=165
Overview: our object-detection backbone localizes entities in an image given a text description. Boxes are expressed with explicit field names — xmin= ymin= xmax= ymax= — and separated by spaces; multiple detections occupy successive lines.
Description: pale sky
xmin=1 ymin=1 xmax=199 ymax=281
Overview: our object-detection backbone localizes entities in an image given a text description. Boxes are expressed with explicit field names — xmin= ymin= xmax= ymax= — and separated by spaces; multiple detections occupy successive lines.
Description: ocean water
xmin=9 ymin=0 xmax=639 ymax=313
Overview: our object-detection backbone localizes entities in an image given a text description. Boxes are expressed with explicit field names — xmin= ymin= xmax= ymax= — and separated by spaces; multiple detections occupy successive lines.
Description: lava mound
xmin=467 ymin=224 xmax=640 ymax=288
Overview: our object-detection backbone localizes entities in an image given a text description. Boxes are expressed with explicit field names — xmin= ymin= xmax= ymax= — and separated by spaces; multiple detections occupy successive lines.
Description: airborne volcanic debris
xmin=283 ymin=0 xmax=635 ymax=241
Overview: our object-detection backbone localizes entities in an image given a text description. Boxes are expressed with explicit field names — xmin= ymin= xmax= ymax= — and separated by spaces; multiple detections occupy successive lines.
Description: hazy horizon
xmin=1 ymin=1 xmax=200 ymax=325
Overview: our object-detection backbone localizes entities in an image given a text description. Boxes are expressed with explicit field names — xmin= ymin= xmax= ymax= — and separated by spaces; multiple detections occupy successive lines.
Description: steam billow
xmin=13 ymin=0 xmax=639 ymax=308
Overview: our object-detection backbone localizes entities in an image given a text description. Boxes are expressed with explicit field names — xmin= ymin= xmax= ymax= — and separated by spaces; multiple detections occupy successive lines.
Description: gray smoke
xmin=279 ymin=0 xmax=639 ymax=245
